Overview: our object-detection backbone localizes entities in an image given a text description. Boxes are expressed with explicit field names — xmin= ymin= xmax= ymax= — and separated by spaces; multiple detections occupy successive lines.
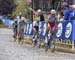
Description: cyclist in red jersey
xmin=47 ymin=9 xmax=57 ymax=31
xmin=45 ymin=9 xmax=57 ymax=52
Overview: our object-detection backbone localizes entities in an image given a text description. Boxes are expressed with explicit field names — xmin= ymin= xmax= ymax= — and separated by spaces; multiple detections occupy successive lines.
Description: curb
xmin=55 ymin=47 xmax=75 ymax=54
xmin=24 ymin=41 xmax=75 ymax=54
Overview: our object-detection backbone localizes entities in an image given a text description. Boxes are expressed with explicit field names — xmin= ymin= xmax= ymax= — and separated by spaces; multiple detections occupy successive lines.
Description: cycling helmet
xmin=37 ymin=9 xmax=42 ymax=13
xmin=50 ymin=9 xmax=56 ymax=14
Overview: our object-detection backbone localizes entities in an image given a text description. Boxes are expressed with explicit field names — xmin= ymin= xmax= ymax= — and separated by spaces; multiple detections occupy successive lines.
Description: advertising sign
xmin=56 ymin=23 xmax=63 ymax=38
xmin=65 ymin=22 xmax=72 ymax=38
xmin=53 ymin=22 xmax=65 ymax=39
xmin=29 ymin=23 xmax=33 ymax=35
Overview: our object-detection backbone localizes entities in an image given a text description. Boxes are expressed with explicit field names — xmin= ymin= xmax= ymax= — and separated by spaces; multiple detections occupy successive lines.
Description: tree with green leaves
xmin=12 ymin=0 xmax=31 ymax=16
xmin=12 ymin=0 xmax=32 ymax=21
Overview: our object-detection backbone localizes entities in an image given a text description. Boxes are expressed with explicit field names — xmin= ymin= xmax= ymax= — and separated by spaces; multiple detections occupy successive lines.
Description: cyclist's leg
xmin=20 ymin=29 xmax=24 ymax=44
xmin=44 ymin=23 xmax=50 ymax=51
xmin=18 ymin=29 xmax=22 ymax=43
xmin=47 ymin=24 xmax=52 ymax=48
xmin=32 ymin=27 xmax=37 ymax=47
xmin=50 ymin=28 xmax=55 ymax=52
xmin=35 ymin=26 xmax=39 ymax=46
xmin=13 ymin=29 xmax=16 ymax=41
xmin=44 ymin=27 xmax=49 ymax=51
xmin=13 ymin=28 xmax=16 ymax=38
xmin=37 ymin=32 xmax=41 ymax=48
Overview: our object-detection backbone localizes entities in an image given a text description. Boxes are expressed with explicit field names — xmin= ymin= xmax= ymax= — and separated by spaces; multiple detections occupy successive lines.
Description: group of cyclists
xmin=32 ymin=9 xmax=57 ymax=52
xmin=12 ymin=2 xmax=75 ymax=52
xmin=32 ymin=2 xmax=75 ymax=52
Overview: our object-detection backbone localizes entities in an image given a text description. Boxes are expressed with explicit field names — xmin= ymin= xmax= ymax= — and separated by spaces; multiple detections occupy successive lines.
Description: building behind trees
xmin=33 ymin=0 xmax=73 ymax=12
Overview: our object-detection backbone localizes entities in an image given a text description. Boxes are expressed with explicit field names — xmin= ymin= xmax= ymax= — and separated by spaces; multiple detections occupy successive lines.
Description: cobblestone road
xmin=0 ymin=28 xmax=75 ymax=60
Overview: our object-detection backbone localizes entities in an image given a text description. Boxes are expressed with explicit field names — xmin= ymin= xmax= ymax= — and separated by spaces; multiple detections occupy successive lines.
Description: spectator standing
xmin=63 ymin=2 xmax=73 ymax=20
xmin=69 ymin=4 xmax=75 ymax=20
xmin=58 ymin=11 xmax=64 ymax=21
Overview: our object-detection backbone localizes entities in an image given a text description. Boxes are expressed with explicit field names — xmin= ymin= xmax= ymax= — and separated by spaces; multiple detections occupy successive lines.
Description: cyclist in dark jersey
xmin=37 ymin=9 xmax=45 ymax=21
xmin=13 ymin=19 xmax=18 ymax=41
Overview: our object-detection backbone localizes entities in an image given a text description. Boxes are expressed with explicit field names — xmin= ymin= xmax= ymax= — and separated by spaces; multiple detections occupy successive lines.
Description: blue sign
xmin=53 ymin=21 xmax=66 ymax=39
xmin=39 ymin=21 xmax=46 ymax=39
xmin=28 ymin=22 xmax=33 ymax=35
xmin=64 ymin=20 xmax=75 ymax=40
xmin=1 ymin=18 xmax=14 ymax=25
xmin=54 ymin=20 xmax=75 ymax=40
xmin=24 ymin=22 xmax=30 ymax=35
xmin=23 ymin=20 xmax=75 ymax=40
xmin=24 ymin=22 xmax=33 ymax=35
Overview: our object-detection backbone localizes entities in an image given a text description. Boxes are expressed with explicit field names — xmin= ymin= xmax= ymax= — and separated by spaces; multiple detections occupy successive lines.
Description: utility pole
xmin=52 ymin=0 xmax=55 ymax=9
xmin=32 ymin=0 xmax=33 ymax=22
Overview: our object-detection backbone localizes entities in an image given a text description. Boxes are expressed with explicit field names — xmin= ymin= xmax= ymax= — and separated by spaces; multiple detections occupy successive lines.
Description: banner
xmin=64 ymin=20 xmax=75 ymax=40
xmin=53 ymin=21 xmax=65 ymax=39
xmin=39 ymin=21 xmax=46 ymax=39
xmin=24 ymin=22 xmax=30 ymax=35
xmin=24 ymin=22 xmax=33 ymax=35
xmin=53 ymin=20 xmax=75 ymax=40
xmin=1 ymin=18 xmax=14 ymax=25
xmin=29 ymin=22 xmax=33 ymax=35
xmin=24 ymin=20 xmax=75 ymax=40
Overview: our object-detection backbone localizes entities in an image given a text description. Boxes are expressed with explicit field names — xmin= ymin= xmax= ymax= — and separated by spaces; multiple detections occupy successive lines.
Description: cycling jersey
xmin=33 ymin=21 xmax=39 ymax=32
xmin=48 ymin=17 xmax=57 ymax=29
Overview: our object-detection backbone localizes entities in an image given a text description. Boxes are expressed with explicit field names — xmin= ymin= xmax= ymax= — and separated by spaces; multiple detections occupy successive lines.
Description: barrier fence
xmin=1 ymin=18 xmax=75 ymax=41
xmin=1 ymin=18 xmax=75 ymax=50
xmin=24 ymin=21 xmax=75 ymax=40
xmin=24 ymin=20 xmax=75 ymax=50
xmin=1 ymin=18 xmax=14 ymax=25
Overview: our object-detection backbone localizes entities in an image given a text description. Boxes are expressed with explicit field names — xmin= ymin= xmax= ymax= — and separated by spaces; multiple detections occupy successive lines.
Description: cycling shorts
xmin=33 ymin=26 xmax=39 ymax=32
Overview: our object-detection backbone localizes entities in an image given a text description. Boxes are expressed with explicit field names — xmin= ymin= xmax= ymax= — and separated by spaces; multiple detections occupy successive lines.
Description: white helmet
xmin=50 ymin=9 xmax=56 ymax=14
xmin=72 ymin=4 xmax=75 ymax=8
xmin=37 ymin=9 xmax=41 ymax=13
xmin=21 ymin=17 xmax=25 ymax=20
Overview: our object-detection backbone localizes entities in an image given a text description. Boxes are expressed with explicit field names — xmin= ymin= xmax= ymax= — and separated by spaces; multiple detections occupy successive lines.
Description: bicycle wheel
xmin=37 ymin=39 xmax=41 ymax=48
xmin=45 ymin=43 xmax=48 ymax=52
xmin=50 ymin=39 xmax=55 ymax=52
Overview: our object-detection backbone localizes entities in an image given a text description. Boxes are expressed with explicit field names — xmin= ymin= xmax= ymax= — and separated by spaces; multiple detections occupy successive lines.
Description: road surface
xmin=0 ymin=28 xmax=75 ymax=60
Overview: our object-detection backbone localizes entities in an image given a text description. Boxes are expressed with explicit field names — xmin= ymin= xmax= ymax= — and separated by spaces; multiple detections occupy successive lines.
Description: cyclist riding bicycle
xmin=47 ymin=9 xmax=57 ymax=32
xmin=18 ymin=17 xmax=25 ymax=43
xmin=32 ymin=11 xmax=40 ymax=46
xmin=45 ymin=9 xmax=57 ymax=52
xmin=12 ymin=19 xmax=18 ymax=41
